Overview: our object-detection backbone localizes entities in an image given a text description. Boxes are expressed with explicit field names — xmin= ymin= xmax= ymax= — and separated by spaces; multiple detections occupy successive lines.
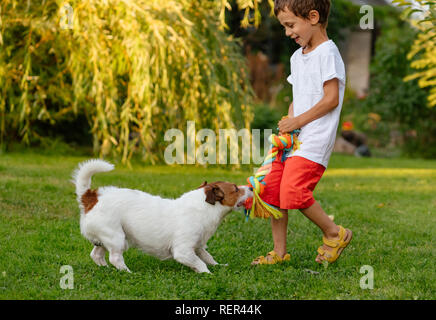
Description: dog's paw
xmin=116 ymin=266 xmax=132 ymax=273
xmin=197 ymin=271 xmax=212 ymax=275
xmin=98 ymin=260 xmax=108 ymax=267
xmin=195 ymin=268 xmax=212 ymax=274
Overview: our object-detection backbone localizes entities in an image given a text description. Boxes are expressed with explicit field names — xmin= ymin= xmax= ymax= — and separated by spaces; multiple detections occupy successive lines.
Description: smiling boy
xmin=252 ymin=0 xmax=353 ymax=265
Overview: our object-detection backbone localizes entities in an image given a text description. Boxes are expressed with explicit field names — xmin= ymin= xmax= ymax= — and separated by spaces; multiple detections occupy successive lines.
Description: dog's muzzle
xmin=236 ymin=186 xmax=253 ymax=208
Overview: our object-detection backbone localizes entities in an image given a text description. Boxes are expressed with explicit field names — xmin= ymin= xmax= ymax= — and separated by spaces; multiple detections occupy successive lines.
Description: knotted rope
xmin=244 ymin=129 xmax=301 ymax=220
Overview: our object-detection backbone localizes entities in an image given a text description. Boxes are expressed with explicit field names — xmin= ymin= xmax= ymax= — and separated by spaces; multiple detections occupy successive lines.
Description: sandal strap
xmin=317 ymin=226 xmax=351 ymax=263
xmin=267 ymin=251 xmax=278 ymax=258
xmin=322 ymin=237 xmax=339 ymax=248
xmin=252 ymin=251 xmax=290 ymax=265
xmin=268 ymin=251 xmax=290 ymax=262
xmin=322 ymin=225 xmax=346 ymax=248
xmin=253 ymin=255 xmax=265 ymax=263
xmin=317 ymin=247 xmax=333 ymax=259
xmin=267 ymin=251 xmax=280 ymax=264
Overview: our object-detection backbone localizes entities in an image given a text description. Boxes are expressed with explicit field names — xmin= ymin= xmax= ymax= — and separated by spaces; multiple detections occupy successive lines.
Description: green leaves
xmin=392 ymin=0 xmax=436 ymax=108
xmin=0 ymin=0 xmax=254 ymax=163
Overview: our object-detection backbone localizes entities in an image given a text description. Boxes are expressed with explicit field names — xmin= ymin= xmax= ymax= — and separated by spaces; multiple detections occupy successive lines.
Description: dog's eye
xmin=235 ymin=185 xmax=239 ymax=192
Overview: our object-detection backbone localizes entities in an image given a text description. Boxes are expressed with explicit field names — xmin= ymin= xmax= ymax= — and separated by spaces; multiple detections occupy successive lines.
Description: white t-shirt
xmin=286 ymin=39 xmax=346 ymax=168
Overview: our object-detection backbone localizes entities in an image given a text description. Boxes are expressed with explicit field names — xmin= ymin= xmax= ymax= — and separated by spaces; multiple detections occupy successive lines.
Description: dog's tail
xmin=72 ymin=159 xmax=114 ymax=199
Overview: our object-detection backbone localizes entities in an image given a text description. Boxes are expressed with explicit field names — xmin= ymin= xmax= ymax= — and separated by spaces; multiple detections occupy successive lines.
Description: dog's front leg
xmin=173 ymin=247 xmax=211 ymax=274
xmin=90 ymin=246 xmax=108 ymax=267
xmin=196 ymin=247 xmax=222 ymax=266
xmin=108 ymin=250 xmax=131 ymax=273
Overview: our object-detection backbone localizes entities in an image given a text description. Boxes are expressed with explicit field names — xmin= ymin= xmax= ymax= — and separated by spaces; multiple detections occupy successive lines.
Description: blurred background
xmin=0 ymin=0 xmax=435 ymax=164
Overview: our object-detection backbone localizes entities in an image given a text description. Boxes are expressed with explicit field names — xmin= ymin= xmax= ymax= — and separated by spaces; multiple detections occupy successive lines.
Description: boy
xmin=252 ymin=0 xmax=352 ymax=265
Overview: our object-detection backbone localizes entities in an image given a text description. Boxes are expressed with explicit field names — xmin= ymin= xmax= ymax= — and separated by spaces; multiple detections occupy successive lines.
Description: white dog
xmin=72 ymin=159 xmax=252 ymax=273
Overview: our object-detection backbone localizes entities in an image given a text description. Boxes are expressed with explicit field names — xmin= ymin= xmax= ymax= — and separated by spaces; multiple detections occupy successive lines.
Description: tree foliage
xmin=361 ymin=6 xmax=435 ymax=158
xmin=392 ymin=0 xmax=436 ymax=108
xmin=0 ymin=0 xmax=254 ymax=163
xmin=219 ymin=0 xmax=275 ymax=29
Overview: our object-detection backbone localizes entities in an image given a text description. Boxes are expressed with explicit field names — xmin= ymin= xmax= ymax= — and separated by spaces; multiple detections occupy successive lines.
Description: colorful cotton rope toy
xmin=244 ymin=122 xmax=301 ymax=220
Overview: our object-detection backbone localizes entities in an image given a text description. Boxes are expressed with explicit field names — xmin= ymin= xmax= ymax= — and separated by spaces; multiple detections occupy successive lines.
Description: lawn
xmin=0 ymin=151 xmax=435 ymax=300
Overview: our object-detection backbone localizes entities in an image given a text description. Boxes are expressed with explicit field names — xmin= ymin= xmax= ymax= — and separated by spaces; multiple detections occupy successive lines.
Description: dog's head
xmin=198 ymin=181 xmax=252 ymax=208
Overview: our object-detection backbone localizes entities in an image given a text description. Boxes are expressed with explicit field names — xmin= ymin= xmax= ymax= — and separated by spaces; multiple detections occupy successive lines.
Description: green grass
xmin=0 ymin=151 xmax=435 ymax=300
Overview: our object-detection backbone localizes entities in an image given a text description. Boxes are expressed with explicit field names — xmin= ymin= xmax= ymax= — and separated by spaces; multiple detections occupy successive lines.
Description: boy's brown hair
xmin=274 ymin=0 xmax=331 ymax=27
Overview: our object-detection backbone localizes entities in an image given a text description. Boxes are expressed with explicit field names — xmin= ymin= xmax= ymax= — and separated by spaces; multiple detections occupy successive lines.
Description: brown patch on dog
xmin=202 ymin=181 xmax=245 ymax=207
xmin=81 ymin=189 xmax=99 ymax=213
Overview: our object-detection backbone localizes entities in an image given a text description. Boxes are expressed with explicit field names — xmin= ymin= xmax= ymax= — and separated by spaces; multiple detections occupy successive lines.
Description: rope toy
xmin=244 ymin=120 xmax=301 ymax=220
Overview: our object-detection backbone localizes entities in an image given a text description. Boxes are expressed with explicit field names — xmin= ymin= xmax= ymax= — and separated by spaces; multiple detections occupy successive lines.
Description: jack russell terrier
xmin=72 ymin=159 xmax=252 ymax=273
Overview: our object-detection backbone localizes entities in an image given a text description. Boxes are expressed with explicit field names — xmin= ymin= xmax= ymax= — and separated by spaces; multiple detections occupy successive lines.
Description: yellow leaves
xmin=237 ymin=0 xmax=256 ymax=10
xmin=368 ymin=112 xmax=381 ymax=122
xmin=0 ymin=8 xmax=3 ymax=45
xmin=366 ymin=113 xmax=381 ymax=129
xmin=391 ymin=0 xmax=411 ymax=6
xmin=396 ymin=0 xmax=436 ymax=107
xmin=101 ymin=138 xmax=112 ymax=156
xmin=1 ymin=0 xmax=254 ymax=164
xmin=428 ymin=89 xmax=436 ymax=107
xmin=403 ymin=71 xmax=424 ymax=82
xmin=150 ymin=23 xmax=165 ymax=44
xmin=219 ymin=0 xmax=274 ymax=29
xmin=219 ymin=1 xmax=230 ymax=30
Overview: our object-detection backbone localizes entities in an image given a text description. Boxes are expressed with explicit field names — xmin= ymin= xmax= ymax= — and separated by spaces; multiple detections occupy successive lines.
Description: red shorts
xmin=260 ymin=153 xmax=326 ymax=210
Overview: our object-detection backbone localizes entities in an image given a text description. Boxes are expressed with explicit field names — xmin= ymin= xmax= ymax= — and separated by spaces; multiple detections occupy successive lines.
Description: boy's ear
xmin=308 ymin=10 xmax=320 ymax=25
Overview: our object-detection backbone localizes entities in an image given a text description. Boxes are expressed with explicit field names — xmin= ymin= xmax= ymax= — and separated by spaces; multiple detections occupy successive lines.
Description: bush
xmin=361 ymin=7 xmax=435 ymax=158
xmin=0 ymin=0 xmax=254 ymax=163
xmin=251 ymin=103 xmax=281 ymax=135
xmin=394 ymin=0 xmax=436 ymax=108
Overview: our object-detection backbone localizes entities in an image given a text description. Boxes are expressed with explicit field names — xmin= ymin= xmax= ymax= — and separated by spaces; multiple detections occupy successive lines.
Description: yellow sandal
xmin=251 ymin=250 xmax=290 ymax=265
xmin=317 ymin=225 xmax=352 ymax=263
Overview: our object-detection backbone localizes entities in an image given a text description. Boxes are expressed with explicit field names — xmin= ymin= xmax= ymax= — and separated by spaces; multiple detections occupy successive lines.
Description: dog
xmin=72 ymin=159 xmax=252 ymax=273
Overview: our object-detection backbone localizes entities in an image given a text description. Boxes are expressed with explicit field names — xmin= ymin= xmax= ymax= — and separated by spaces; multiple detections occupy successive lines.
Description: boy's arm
xmin=289 ymin=102 xmax=294 ymax=118
xmin=278 ymin=102 xmax=294 ymax=135
xmin=278 ymin=78 xmax=339 ymax=133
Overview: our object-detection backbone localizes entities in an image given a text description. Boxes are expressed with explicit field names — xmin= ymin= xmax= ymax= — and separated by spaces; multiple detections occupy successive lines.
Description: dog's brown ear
xmin=213 ymin=186 xmax=225 ymax=202
xmin=205 ymin=186 xmax=215 ymax=205
xmin=204 ymin=185 xmax=224 ymax=205
xmin=197 ymin=181 xmax=208 ymax=189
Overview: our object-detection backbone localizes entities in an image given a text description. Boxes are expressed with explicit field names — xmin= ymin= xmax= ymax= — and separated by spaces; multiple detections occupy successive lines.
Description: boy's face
xmin=277 ymin=7 xmax=320 ymax=48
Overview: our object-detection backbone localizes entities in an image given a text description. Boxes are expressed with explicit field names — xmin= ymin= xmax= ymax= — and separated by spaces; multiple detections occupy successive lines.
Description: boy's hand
xmin=278 ymin=116 xmax=300 ymax=135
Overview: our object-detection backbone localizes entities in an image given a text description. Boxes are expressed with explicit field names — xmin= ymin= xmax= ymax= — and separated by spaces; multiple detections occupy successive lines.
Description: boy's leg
xmin=300 ymin=200 xmax=351 ymax=263
xmin=252 ymin=151 xmax=288 ymax=265
xmin=300 ymin=201 xmax=339 ymax=238
xmin=279 ymin=156 xmax=351 ymax=263
xmin=252 ymin=208 xmax=289 ymax=265
xmin=270 ymin=209 xmax=289 ymax=258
